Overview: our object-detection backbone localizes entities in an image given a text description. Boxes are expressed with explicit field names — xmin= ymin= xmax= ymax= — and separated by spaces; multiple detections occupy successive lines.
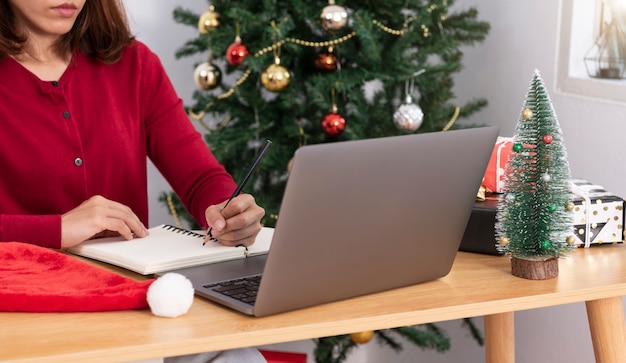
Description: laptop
xmin=163 ymin=126 xmax=499 ymax=317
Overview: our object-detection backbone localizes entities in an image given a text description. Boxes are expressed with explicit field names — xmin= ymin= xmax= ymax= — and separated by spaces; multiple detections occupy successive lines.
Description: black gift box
xmin=459 ymin=197 xmax=504 ymax=255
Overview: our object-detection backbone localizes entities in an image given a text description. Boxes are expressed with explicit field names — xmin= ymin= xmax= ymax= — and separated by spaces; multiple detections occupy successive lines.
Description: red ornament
xmin=226 ymin=38 xmax=249 ymax=66
xmin=315 ymin=51 xmax=338 ymax=72
xmin=321 ymin=111 xmax=346 ymax=136
xmin=542 ymin=134 xmax=554 ymax=144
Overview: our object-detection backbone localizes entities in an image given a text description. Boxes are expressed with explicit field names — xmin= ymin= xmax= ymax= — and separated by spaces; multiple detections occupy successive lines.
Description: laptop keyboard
xmin=203 ymin=275 xmax=262 ymax=305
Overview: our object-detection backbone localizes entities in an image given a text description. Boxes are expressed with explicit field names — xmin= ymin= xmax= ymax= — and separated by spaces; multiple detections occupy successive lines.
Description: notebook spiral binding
xmin=162 ymin=224 xmax=205 ymax=238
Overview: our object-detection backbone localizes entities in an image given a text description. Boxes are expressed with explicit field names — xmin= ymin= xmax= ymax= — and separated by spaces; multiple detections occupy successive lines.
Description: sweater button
xmin=63 ymin=111 xmax=71 ymax=119
xmin=52 ymin=81 xmax=59 ymax=86
xmin=74 ymin=158 xmax=83 ymax=166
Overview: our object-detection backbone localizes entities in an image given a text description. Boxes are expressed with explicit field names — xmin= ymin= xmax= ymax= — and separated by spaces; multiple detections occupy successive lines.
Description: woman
xmin=0 ymin=1 xmax=268 ymax=361
xmin=0 ymin=0 xmax=265 ymax=250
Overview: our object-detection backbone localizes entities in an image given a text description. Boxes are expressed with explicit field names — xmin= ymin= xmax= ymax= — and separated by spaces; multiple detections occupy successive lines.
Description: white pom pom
xmin=147 ymin=272 xmax=194 ymax=318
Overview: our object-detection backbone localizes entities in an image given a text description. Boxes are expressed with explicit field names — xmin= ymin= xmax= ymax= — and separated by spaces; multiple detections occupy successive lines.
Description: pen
xmin=204 ymin=139 xmax=272 ymax=245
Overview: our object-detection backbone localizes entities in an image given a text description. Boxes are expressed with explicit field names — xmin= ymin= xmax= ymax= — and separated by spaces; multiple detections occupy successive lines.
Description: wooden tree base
xmin=511 ymin=256 xmax=558 ymax=280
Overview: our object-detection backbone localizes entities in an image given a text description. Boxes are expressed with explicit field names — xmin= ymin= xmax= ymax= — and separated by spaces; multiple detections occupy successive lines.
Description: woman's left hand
xmin=204 ymin=193 xmax=265 ymax=247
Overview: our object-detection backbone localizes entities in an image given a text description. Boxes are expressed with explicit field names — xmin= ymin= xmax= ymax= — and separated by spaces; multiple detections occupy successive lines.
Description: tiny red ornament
xmin=321 ymin=111 xmax=346 ymax=136
xmin=542 ymin=134 xmax=553 ymax=144
xmin=315 ymin=51 xmax=338 ymax=72
xmin=226 ymin=37 xmax=249 ymax=66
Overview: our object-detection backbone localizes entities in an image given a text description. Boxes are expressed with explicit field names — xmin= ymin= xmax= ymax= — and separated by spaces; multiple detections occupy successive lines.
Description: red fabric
xmin=0 ymin=40 xmax=236 ymax=248
xmin=0 ymin=242 xmax=154 ymax=312
xmin=259 ymin=350 xmax=307 ymax=363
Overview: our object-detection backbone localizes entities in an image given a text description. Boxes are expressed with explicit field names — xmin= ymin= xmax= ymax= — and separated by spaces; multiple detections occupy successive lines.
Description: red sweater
xmin=0 ymin=41 xmax=236 ymax=248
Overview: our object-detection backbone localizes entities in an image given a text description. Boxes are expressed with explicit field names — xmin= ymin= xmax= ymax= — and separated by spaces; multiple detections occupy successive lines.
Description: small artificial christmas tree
xmin=495 ymin=70 xmax=576 ymax=280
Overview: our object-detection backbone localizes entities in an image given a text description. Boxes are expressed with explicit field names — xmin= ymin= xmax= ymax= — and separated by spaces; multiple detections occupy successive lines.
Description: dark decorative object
xmin=584 ymin=2 xmax=626 ymax=79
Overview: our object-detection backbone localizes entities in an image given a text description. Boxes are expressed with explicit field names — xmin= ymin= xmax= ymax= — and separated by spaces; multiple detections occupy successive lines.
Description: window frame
xmin=556 ymin=0 xmax=626 ymax=105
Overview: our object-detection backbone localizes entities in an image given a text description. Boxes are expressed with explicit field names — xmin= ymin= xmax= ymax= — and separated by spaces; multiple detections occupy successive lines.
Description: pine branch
xmin=172 ymin=6 xmax=199 ymax=27
xmin=462 ymin=318 xmax=485 ymax=346
xmin=313 ymin=336 xmax=357 ymax=363
xmin=394 ymin=325 xmax=452 ymax=352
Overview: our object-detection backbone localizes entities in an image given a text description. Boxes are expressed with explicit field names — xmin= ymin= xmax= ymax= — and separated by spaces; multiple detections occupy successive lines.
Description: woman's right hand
xmin=60 ymin=195 xmax=149 ymax=248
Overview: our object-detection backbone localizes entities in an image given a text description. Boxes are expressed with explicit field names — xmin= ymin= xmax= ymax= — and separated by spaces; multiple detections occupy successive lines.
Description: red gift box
xmin=482 ymin=137 xmax=513 ymax=193
xmin=259 ymin=349 xmax=307 ymax=363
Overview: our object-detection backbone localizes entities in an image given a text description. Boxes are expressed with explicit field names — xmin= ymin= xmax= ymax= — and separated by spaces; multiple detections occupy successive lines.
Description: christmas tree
xmin=164 ymin=1 xmax=489 ymax=361
xmin=495 ymin=70 xmax=575 ymax=280
xmin=164 ymin=0 xmax=490 ymax=229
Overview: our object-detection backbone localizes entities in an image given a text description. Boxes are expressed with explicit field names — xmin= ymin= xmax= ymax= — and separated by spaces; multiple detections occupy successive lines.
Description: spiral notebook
xmin=69 ymin=224 xmax=274 ymax=275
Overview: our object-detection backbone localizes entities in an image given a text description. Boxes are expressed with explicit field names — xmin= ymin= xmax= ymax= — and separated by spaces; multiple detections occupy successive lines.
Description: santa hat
xmin=0 ymin=242 xmax=194 ymax=317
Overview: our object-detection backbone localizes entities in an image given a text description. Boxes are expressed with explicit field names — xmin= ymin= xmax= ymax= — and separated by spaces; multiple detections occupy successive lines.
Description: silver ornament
xmin=393 ymin=95 xmax=423 ymax=132
xmin=320 ymin=4 xmax=348 ymax=31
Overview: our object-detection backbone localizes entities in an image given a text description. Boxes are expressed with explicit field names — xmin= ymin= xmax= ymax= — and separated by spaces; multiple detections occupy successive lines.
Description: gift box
xmin=570 ymin=179 xmax=625 ymax=247
xmin=459 ymin=195 xmax=504 ymax=255
xmin=482 ymin=137 xmax=513 ymax=193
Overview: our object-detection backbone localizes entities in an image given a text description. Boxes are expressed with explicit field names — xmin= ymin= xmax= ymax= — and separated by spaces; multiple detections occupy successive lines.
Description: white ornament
xmin=147 ymin=273 xmax=194 ymax=318
xmin=320 ymin=4 xmax=349 ymax=31
xmin=393 ymin=94 xmax=424 ymax=132
xmin=542 ymin=173 xmax=551 ymax=182
xmin=393 ymin=71 xmax=426 ymax=132
xmin=193 ymin=61 xmax=222 ymax=90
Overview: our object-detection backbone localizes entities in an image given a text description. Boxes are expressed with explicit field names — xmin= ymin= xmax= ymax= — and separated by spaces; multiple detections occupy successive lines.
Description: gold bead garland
xmin=372 ymin=16 xmax=415 ymax=36
xmin=189 ymin=69 xmax=252 ymax=124
xmin=442 ymin=106 xmax=460 ymax=131
xmin=219 ymin=69 xmax=252 ymax=99
xmin=190 ymin=15 xmax=428 ymax=121
xmin=166 ymin=194 xmax=183 ymax=228
xmin=252 ymin=32 xmax=357 ymax=58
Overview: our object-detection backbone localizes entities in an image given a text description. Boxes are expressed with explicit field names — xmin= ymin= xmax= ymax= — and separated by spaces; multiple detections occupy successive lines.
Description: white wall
xmin=124 ymin=0 xmax=208 ymax=228
xmin=125 ymin=1 xmax=624 ymax=362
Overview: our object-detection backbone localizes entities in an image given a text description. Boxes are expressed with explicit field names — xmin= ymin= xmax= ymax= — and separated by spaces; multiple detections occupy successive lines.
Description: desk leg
xmin=484 ymin=312 xmax=514 ymax=363
xmin=586 ymin=297 xmax=626 ymax=363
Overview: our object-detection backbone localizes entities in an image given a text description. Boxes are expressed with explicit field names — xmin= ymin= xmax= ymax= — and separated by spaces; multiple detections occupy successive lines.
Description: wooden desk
xmin=2 ymin=246 xmax=626 ymax=363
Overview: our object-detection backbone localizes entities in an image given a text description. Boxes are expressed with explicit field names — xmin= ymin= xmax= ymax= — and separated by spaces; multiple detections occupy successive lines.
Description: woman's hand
xmin=204 ymin=194 xmax=265 ymax=247
xmin=60 ymin=195 xmax=149 ymax=248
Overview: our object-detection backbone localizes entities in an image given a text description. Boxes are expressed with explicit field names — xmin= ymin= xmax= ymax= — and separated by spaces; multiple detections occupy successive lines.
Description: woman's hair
xmin=0 ymin=0 xmax=134 ymax=63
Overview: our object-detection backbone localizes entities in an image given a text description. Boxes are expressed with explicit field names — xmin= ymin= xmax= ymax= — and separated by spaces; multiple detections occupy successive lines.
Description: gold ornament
xmin=565 ymin=201 xmax=575 ymax=212
xmin=193 ymin=61 xmax=222 ymax=90
xmin=566 ymin=236 xmax=576 ymax=246
xmin=349 ymin=330 xmax=374 ymax=344
xmin=522 ymin=108 xmax=533 ymax=120
xmin=198 ymin=5 xmax=220 ymax=34
xmin=261 ymin=57 xmax=290 ymax=92
xmin=499 ymin=236 xmax=510 ymax=247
